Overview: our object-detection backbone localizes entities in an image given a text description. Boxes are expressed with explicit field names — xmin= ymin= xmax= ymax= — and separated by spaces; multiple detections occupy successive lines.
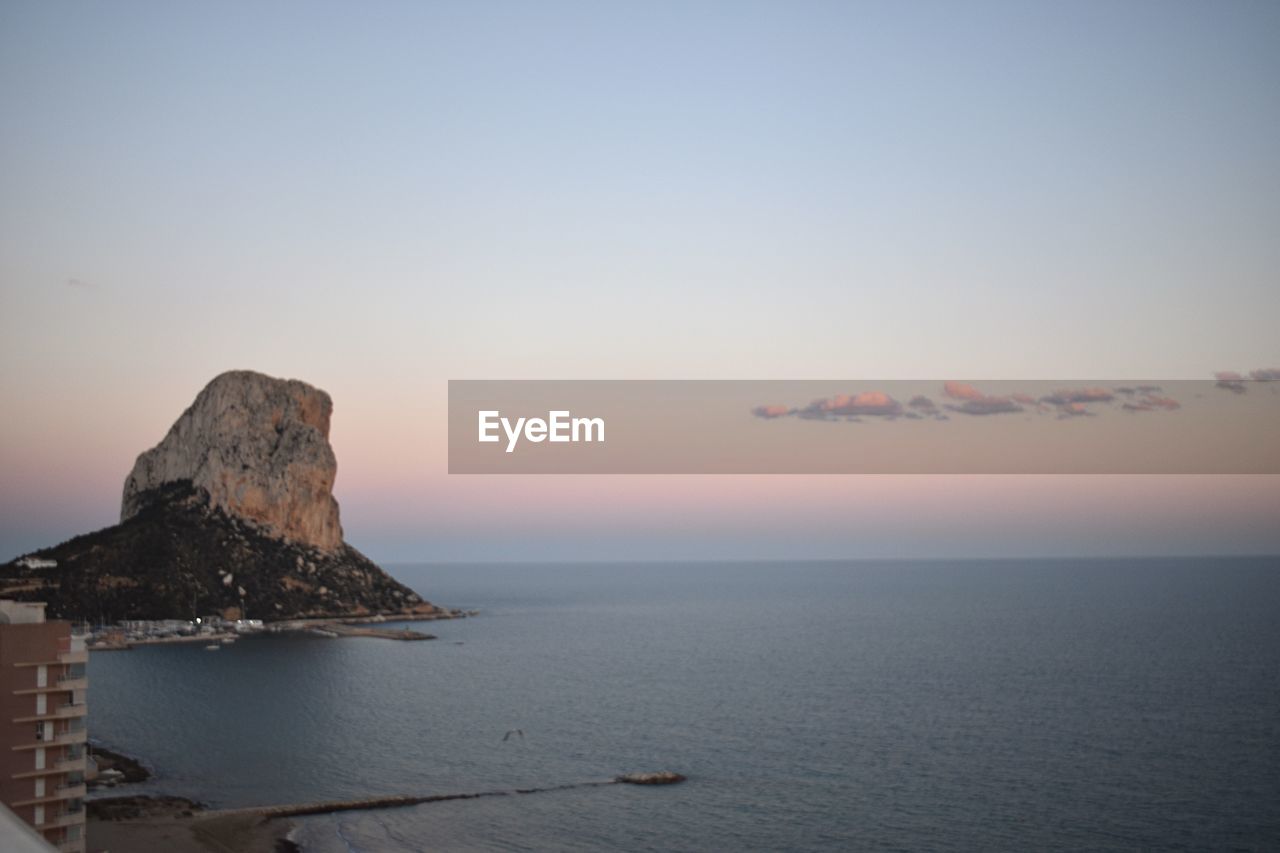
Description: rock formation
xmin=122 ymin=370 xmax=343 ymax=551
xmin=1 ymin=371 xmax=455 ymax=623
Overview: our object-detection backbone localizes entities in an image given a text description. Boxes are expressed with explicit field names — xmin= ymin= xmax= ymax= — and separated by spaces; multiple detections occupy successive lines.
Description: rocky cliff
xmin=123 ymin=370 xmax=343 ymax=551
xmin=1 ymin=371 xmax=453 ymax=623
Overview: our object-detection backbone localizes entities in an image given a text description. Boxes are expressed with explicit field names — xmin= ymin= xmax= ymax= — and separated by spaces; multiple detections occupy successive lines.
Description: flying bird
xmin=503 ymin=729 xmax=524 ymax=742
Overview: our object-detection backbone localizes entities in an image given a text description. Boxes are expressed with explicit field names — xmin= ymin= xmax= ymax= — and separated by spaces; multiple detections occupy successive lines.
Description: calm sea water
xmin=88 ymin=559 xmax=1280 ymax=851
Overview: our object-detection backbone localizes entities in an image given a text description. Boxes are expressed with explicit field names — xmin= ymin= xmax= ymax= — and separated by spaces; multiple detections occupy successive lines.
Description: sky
xmin=1 ymin=1 xmax=1278 ymax=561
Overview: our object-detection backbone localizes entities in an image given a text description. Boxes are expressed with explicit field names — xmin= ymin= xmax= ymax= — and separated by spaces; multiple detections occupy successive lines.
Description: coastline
xmin=86 ymin=741 xmax=301 ymax=852
xmin=88 ymin=797 xmax=298 ymax=853
xmin=87 ymin=608 xmax=477 ymax=650
xmin=84 ymin=736 xmax=682 ymax=853
xmin=89 ymin=743 xmax=151 ymax=786
xmin=81 ymin=610 xmax=479 ymax=848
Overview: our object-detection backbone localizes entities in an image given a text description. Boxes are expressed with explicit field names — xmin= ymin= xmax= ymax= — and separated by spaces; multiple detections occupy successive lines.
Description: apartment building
xmin=0 ymin=601 xmax=87 ymax=853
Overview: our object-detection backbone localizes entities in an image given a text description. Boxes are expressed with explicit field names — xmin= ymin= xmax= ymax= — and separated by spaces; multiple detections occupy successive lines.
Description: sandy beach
xmin=87 ymin=797 xmax=296 ymax=853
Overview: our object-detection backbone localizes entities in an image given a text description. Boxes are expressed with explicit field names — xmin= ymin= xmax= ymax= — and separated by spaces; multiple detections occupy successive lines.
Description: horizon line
xmin=380 ymin=553 xmax=1280 ymax=567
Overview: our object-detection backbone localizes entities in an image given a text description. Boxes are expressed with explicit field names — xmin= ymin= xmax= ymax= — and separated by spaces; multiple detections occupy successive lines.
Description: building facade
xmin=0 ymin=601 xmax=87 ymax=853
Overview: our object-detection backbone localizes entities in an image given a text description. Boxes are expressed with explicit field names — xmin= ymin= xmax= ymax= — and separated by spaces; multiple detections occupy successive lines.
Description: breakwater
xmin=214 ymin=772 xmax=686 ymax=819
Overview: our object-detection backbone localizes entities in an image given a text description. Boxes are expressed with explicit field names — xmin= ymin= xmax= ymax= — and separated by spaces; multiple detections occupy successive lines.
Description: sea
xmin=86 ymin=558 xmax=1280 ymax=851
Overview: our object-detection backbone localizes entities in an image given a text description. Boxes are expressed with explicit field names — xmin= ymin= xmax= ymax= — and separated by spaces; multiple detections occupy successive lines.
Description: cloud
xmin=753 ymin=391 xmax=912 ymax=422
xmin=1056 ymin=402 xmax=1094 ymax=418
xmin=904 ymin=395 xmax=949 ymax=421
xmin=942 ymin=381 xmax=985 ymax=401
xmin=907 ymin=395 xmax=938 ymax=412
xmin=755 ymin=381 xmax=1182 ymax=425
xmin=942 ymin=381 xmax=1024 ymax=416
xmin=1215 ymin=371 xmax=1247 ymax=393
xmin=1123 ymin=393 xmax=1180 ymax=413
xmin=1037 ymin=386 xmax=1115 ymax=417
xmin=1144 ymin=394 xmax=1179 ymax=410
xmin=1040 ymin=387 xmax=1115 ymax=406
xmin=797 ymin=392 xmax=903 ymax=419
xmin=947 ymin=398 xmax=1024 ymax=416
xmin=1214 ymin=369 xmax=1280 ymax=392
xmin=65 ymin=277 xmax=96 ymax=289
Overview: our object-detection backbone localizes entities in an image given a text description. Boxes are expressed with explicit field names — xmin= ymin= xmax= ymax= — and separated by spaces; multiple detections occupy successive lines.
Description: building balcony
xmin=13 ymin=679 xmax=85 ymax=695
xmin=52 ymin=728 xmax=87 ymax=747
xmin=55 ymin=636 xmax=88 ymax=665
xmin=44 ymin=808 xmax=86 ymax=829
xmin=11 ymin=784 xmax=85 ymax=807
xmin=10 ymin=754 xmax=86 ymax=778
xmin=16 ymin=727 xmax=87 ymax=749
xmin=15 ymin=638 xmax=87 ymax=669
xmin=12 ymin=681 xmax=83 ymax=696
xmin=55 ymin=755 xmax=88 ymax=774
xmin=15 ymin=703 xmax=88 ymax=723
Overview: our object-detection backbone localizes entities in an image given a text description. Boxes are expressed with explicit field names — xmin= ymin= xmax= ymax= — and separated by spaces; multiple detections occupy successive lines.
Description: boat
xmin=204 ymin=644 xmax=220 ymax=651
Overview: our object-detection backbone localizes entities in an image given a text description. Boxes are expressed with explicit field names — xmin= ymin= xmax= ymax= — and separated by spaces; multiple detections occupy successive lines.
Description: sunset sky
xmin=2 ymin=1 xmax=1278 ymax=561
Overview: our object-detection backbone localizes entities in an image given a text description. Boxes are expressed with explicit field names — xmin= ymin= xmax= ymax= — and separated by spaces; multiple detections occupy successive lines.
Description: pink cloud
xmin=1042 ymin=387 xmax=1114 ymax=406
xmin=1215 ymin=371 xmax=1247 ymax=393
xmin=1215 ymin=369 xmax=1280 ymax=392
xmin=801 ymin=391 xmax=903 ymax=419
xmin=1039 ymin=387 xmax=1115 ymax=417
xmin=942 ymin=382 xmax=1024 ymax=416
xmin=1057 ymin=401 xmax=1093 ymax=417
xmin=943 ymin=381 xmax=985 ymax=401
xmin=1123 ymin=393 xmax=1181 ymax=413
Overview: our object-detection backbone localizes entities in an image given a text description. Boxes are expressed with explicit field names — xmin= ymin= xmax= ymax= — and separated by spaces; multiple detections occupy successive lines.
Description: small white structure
xmin=0 ymin=601 xmax=47 ymax=624
xmin=14 ymin=557 xmax=57 ymax=570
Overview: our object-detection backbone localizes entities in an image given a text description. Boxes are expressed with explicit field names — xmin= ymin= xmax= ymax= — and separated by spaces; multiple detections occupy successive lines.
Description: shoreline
xmin=88 ymin=773 xmax=683 ymax=853
xmin=82 ymin=608 xmax=477 ymax=850
xmin=86 ymin=742 xmax=301 ymax=853
xmin=88 ymin=796 xmax=298 ymax=853
xmin=89 ymin=743 xmax=152 ymax=787
xmin=85 ymin=753 xmax=682 ymax=853
xmin=88 ymin=608 xmax=479 ymax=650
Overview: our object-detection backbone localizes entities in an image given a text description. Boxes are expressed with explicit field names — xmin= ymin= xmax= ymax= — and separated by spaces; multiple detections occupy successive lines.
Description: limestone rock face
xmin=0 ymin=370 xmax=456 ymax=622
xmin=122 ymin=370 xmax=344 ymax=551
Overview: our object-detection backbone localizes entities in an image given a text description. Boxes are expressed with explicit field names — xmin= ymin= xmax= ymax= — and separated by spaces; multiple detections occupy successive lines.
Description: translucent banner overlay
xmin=449 ymin=380 xmax=1280 ymax=474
